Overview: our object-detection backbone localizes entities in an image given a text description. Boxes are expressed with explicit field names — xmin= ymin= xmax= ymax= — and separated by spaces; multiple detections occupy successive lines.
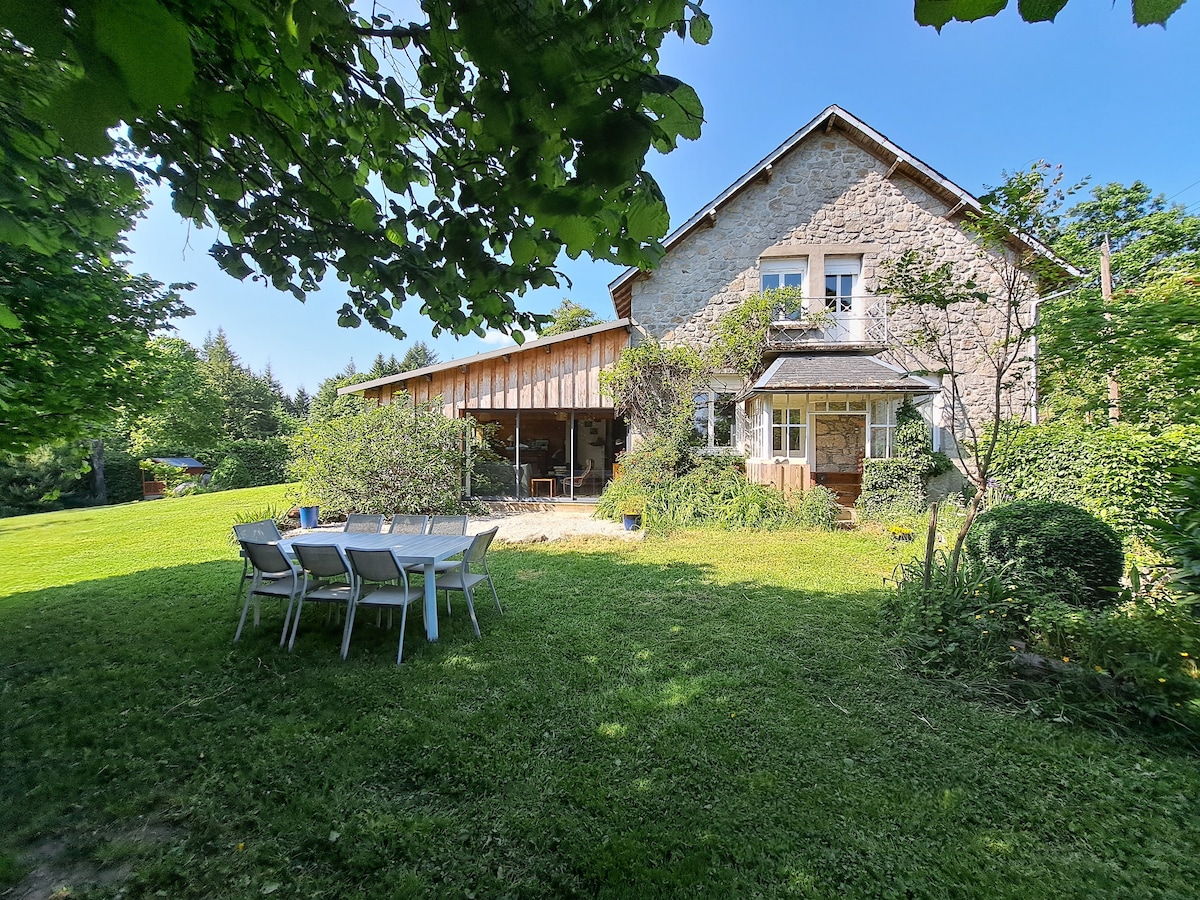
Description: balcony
xmin=765 ymin=295 xmax=890 ymax=351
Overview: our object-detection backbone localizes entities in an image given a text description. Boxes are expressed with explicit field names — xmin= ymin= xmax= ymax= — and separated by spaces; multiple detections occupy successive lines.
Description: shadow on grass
xmin=2 ymin=545 xmax=1199 ymax=899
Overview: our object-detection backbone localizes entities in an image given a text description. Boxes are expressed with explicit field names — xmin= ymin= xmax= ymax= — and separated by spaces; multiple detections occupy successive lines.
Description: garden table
xmin=278 ymin=532 xmax=473 ymax=642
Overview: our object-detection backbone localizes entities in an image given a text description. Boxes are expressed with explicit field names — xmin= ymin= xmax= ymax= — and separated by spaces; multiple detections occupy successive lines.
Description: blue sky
xmin=126 ymin=1 xmax=1200 ymax=395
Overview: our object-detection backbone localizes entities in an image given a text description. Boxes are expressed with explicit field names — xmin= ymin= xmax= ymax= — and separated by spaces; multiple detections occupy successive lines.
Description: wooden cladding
xmin=382 ymin=327 xmax=629 ymax=415
xmin=745 ymin=461 xmax=811 ymax=496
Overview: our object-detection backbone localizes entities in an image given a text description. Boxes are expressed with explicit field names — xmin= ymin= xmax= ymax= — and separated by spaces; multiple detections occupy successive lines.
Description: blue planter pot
xmin=299 ymin=505 xmax=320 ymax=528
xmin=622 ymin=513 xmax=642 ymax=531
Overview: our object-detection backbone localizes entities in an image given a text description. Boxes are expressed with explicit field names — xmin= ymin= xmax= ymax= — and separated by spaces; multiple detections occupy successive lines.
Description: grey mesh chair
xmin=388 ymin=514 xmax=429 ymax=534
xmin=287 ymin=543 xmax=356 ymax=651
xmin=426 ymin=515 xmax=468 ymax=535
xmin=344 ymin=548 xmax=423 ymax=664
xmin=433 ymin=526 xmax=501 ymax=639
xmin=232 ymin=519 xmax=284 ymax=601
xmin=344 ymin=514 xmax=385 ymax=534
xmin=235 ymin=540 xmax=304 ymax=644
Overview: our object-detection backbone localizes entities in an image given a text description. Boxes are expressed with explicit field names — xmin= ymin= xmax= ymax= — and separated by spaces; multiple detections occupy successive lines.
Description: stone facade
xmin=627 ymin=127 xmax=1039 ymax=451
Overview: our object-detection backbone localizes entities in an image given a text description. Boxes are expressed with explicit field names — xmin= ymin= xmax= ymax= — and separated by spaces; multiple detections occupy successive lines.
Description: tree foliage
xmin=914 ymin=0 xmax=1188 ymax=28
xmin=1043 ymin=182 xmax=1200 ymax=424
xmin=400 ymin=341 xmax=440 ymax=371
xmin=539 ymin=299 xmax=603 ymax=337
xmin=0 ymin=34 xmax=190 ymax=453
xmin=599 ymin=339 xmax=709 ymax=446
xmin=1 ymin=0 xmax=710 ymax=342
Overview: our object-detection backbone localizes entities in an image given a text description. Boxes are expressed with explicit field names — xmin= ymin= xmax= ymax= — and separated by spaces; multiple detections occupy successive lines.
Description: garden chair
xmin=559 ymin=459 xmax=593 ymax=494
xmin=287 ymin=543 xmax=356 ymax=652
xmin=234 ymin=539 xmax=304 ymax=645
xmin=433 ymin=526 xmax=502 ymax=639
xmin=426 ymin=515 xmax=468 ymax=535
xmin=388 ymin=514 xmax=429 ymax=534
xmin=343 ymin=548 xmax=424 ymax=664
xmin=344 ymin=513 xmax=385 ymax=533
xmin=231 ymin=519 xmax=284 ymax=603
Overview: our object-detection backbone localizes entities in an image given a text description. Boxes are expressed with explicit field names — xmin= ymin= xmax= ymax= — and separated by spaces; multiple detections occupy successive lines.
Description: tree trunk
xmin=948 ymin=488 xmax=983 ymax=574
xmin=90 ymin=439 xmax=107 ymax=506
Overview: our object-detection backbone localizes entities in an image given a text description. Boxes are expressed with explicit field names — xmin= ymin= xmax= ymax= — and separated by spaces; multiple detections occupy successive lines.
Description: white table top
xmin=279 ymin=531 xmax=472 ymax=564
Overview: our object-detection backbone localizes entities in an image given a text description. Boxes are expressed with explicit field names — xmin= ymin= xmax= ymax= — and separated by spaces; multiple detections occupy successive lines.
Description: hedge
xmin=990 ymin=421 xmax=1200 ymax=540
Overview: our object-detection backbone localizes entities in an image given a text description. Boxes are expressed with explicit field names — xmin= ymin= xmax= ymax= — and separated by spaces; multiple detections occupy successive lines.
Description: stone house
xmin=343 ymin=105 xmax=1072 ymax=502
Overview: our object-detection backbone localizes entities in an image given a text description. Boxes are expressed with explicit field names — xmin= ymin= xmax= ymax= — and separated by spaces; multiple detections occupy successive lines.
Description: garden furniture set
xmin=233 ymin=514 xmax=501 ymax=664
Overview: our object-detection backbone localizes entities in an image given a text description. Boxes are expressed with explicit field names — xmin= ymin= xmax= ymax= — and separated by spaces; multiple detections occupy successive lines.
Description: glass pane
xmin=713 ymin=394 xmax=735 ymax=447
xmin=784 ymin=273 xmax=803 ymax=288
xmin=825 ymin=275 xmax=837 ymax=297
xmin=789 ymin=426 xmax=805 ymax=453
xmin=871 ymin=428 xmax=888 ymax=458
xmin=693 ymin=393 xmax=709 ymax=443
xmin=762 ymin=274 xmax=780 ymax=290
xmin=849 ymin=399 xmax=866 ymax=411
xmin=772 ymin=428 xmax=783 ymax=452
xmin=772 ymin=408 xmax=783 ymax=425
xmin=788 ymin=408 xmax=805 ymax=425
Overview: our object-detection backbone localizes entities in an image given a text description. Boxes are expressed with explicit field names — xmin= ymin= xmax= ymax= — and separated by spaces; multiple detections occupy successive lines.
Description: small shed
xmin=142 ymin=457 xmax=207 ymax=500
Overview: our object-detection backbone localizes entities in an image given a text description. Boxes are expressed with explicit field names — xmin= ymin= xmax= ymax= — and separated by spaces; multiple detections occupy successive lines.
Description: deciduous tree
xmin=915 ymin=0 xmax=1187 ymax=28
xmin=1 ymin=0 xmax=711 ymax=342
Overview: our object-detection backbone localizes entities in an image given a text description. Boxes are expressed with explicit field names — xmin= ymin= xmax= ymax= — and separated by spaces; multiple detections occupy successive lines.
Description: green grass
xmin=2 ymin=488 xmax=1199 ymax=898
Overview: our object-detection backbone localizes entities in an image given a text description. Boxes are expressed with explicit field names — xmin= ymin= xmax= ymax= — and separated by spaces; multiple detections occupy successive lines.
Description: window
xmin=694 ymin=391 xmax=736 ymax=449
xmin=770 ymin=394 xmax=807 ymax=459
xmin=869 ymin=398 xmax=900 ymax=458
xmin=823 ymin=256 xmax=860 ymax=314
xmin=760 ymin=259 xmax=806 ymax=320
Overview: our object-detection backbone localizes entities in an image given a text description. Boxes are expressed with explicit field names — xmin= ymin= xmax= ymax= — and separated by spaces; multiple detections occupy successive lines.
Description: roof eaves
xmin=338 ymin=319 xmax=632 ymax=396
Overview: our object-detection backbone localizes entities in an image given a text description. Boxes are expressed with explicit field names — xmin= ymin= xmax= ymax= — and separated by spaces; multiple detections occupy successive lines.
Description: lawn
xmin=1 ymin=487 xmax=1198 ymax=898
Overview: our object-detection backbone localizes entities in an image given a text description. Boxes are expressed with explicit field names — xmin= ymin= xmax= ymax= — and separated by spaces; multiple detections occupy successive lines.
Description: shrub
xmin=990 ymin=420 xmax=1200 ymax=540
xmin=290 ymin=393 xmax=481 ymax=515
xmin=965 ymin=500 xmax=1123 ymax=609
xmin=102 ymin=448 xmax=144 ymax=504
xmin=882 ymin=551 xmax=1032 ymax=673
xmin=0 ymin=442 xmax=91 ymax=517
xmin=857 ymin=400 xmax=952 ymax=521
xmin=210 ymin=438 xmax=291 ymax=489
xmin=596 ymin=454 xmax=839 ymax=532
xmin=1152 ymin=466 xmax=1200 ymax=611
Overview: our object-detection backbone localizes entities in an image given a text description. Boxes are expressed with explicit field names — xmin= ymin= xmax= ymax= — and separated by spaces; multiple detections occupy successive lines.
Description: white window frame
xmin=760 ymin=258 xmax=807 ymax=321
xmin=769 ymin=394 xmax=809 ymax=461
xmin=693 ymin=388 xmax=738 ymax=452
xmin=823 ymin=256 xmax=860 ymax=314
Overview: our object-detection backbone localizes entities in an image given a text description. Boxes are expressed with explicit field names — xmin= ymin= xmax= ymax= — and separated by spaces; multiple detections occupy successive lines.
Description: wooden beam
xmin=703 ymin=209 xmax=717 ymax=228
xmin=885 ymin=157 xmax=902 ymax=179
xmin=946 ymin=200 xmax=965 ymax=218
xmin=758 ymin=163 xmax=774 ymax=183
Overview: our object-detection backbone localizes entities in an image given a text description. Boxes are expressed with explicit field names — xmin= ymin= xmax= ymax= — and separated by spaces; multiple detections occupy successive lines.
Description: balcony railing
xmin=766 ymin=295 xmax=890 ymax=348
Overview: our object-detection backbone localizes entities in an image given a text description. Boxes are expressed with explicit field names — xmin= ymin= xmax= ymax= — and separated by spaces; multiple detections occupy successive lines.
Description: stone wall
xmin=628 ymin=128 xmax=1039 ymax=448
xmin=813 ymin=415 xmax=865 ymax=473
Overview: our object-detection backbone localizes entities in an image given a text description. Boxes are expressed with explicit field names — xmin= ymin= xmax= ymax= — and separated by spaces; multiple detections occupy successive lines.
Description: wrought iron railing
xmin=766 ymin=295 xmax=890 ymax=347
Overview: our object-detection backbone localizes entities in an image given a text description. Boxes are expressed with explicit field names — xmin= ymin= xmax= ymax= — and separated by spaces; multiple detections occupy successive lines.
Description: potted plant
xmin=622 ymin=496 xmax=645 ymax=531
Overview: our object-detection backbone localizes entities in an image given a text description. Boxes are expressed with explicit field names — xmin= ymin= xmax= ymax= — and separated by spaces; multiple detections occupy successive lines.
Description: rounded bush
xmin=965 ymin=500 xmax=1123 ymax=608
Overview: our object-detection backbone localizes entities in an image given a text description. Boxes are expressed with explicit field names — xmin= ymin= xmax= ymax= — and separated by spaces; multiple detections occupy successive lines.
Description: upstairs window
xmin=760 ymin=259 xmax=806 ymax=320
xmin=824 ymin=257 xmax=860 ymax=314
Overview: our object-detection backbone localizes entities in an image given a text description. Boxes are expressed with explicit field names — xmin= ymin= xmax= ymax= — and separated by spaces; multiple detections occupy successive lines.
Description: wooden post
xmin=923 ymin=502 xmax=939 ymax=591
xmin=1101 ymin=234 xmax=1120 ymax=421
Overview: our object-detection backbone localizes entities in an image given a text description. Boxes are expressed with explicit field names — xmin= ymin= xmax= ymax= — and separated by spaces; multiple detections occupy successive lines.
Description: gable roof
xmin=608 ymin=104 xmax=1080 ymax=318
xmin=339 ymin=319 xmax=632 ymax=395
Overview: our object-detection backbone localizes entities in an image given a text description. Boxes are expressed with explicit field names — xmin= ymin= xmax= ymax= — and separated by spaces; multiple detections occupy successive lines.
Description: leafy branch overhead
xmin=0 ymin=0 xmax=711 ymax=341
xmin=914 ymin=0 xmax=1188 ymax=28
